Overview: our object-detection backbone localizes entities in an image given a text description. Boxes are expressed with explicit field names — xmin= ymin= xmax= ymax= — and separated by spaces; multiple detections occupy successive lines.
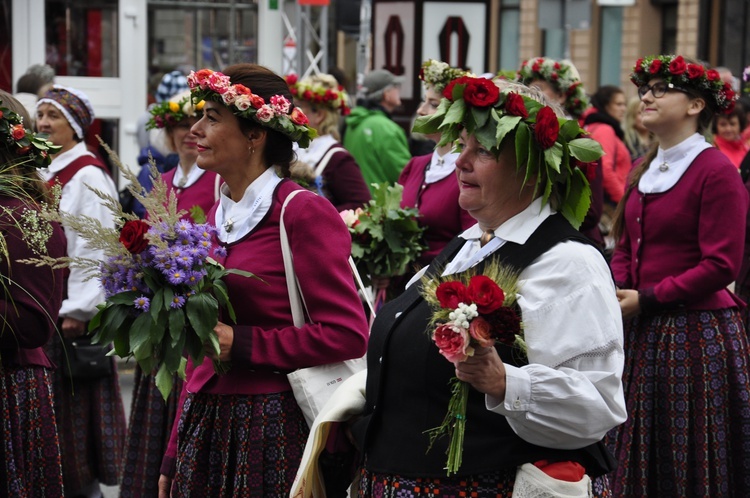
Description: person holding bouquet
xmin=348 ymin=78 xmax=626 ymax=496
xmin=35 ymin=85 xmax=127 ymax=498
xmin=120 ymin=90 xmax=220 ymax=498
xmin=610 ymin=55 xmax=750 ymax=495
xmin=158 ymin=64 xmax=369 ymax=497
xmin=398 ymin=59 xmax=474 ymax=268
xmin=0 ymin=91 xmax=66 ymax=497
xmin=286 ymin=72 xmax=371 ymax=211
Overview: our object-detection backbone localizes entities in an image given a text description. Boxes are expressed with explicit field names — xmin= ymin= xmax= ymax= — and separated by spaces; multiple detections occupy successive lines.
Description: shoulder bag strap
xmin=313 ymin=146 xmax=346 ymax=177
xmin=280 ymin=189 xmax=374 ymax=327
xmin=49 ymin=155 xmax=109 ymax=189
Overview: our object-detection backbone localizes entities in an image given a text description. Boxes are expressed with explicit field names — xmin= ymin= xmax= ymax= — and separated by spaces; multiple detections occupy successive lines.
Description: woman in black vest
xmin=346 ymin=79 xmax=627 ymax=497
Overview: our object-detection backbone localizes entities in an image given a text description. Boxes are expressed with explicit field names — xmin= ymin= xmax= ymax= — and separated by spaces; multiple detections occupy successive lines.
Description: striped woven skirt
xmin=608 ymin=308 xmax=750 ymax=496
xmin=120 ymin=365 xmax=184 ymax=498
xmin=357 ymin=467 xmax=612 ymax=497
xmin=170 ymin=390 xmax=309 ymax=497
xmin=0 ymin=363 xmax=64 ymax=497
xmin=44 ymin=334 xmax=127 ymax=492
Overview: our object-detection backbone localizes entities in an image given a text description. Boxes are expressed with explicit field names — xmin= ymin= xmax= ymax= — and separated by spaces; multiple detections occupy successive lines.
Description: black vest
xmin=351 ymin=214 xmax=617 ymax=478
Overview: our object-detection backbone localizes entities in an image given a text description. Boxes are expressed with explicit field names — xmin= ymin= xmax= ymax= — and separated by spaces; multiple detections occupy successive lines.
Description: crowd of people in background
xmin=2 ymin=51 xmax=750 ymax=498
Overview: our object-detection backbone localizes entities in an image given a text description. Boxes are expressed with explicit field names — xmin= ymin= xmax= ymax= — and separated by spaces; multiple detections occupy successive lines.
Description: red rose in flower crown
xmin=687 ymin=63 xmax=704 ymax=80
xmin=649 ymin=59 xmax=662 ymax=74
xmin=504 ymin=92 xmax=529 ymax=118
xmin=534 ymin=106 xmax=560 ymax=150
xmin=669 ymin=56 xmax=687 ymax=76
xmin=442 ymin=76 xmax=473 ymax=100
xmin=119 ymin=220 xmax=149 ymax=254
xmin=463 ymin=78 xmax=500 ymax=108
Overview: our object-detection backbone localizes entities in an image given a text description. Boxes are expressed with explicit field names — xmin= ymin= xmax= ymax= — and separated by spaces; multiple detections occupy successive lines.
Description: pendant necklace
xmin=658 ymin=161 xmax=669 ymax=172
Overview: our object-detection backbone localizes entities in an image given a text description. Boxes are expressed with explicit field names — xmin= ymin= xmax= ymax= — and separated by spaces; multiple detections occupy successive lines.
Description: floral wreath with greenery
xmin=516 ymin=57 xmax=589 ymax=118
xmin=187 ymin=69 xmax=317 ymax=148
xmin=631 ymin=55 xmax=737 ymax=114
xmin=0 ymin=100 xmax=60 ymax=168
xmin=147 ymin=93 xmax=205 ymax=130
xmin=413 ymin=77 xmax=604 ymax=229
xmin=285 ymin=73 xmax=351 ymax=116
xmin=419 ymin=59 xmax=470 ymax=93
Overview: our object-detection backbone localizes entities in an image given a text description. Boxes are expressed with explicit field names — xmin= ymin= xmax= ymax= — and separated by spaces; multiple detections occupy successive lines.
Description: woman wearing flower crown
xmin=35 ymin=85 xmax=127 ymax=498
xmin=516 ymin=57 xmax=605 ymax=250
xmin=609 ymin=55 xmax=750 ymax=495
xmin=0 ymin=90 xmax=67 ymax=497
xmin=157 ymin=64 xmax=369 ymax=497
xmin=285 ymin=72 xmax=371 ymax=211
xmin=120 ymin=90 xmax=220 ymax=498
xmin=398 ymin=59 xmax=474 ymax=269
xmin=342 ymin=78 xmax=625 ymax=497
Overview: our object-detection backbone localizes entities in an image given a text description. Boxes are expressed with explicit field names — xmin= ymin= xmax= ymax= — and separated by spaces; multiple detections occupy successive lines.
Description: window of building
xmin=598 ymin=6 xmax=623 ymax=86
xmin=542 ymin=28 xmax=565 ymax=61
xmin=661 ymin=4 xmax=677 ymax=54
xmin=45 ymin=0 xmax=119 ymax=77
xmin=498 ymin=0 xmax=520 ymax=72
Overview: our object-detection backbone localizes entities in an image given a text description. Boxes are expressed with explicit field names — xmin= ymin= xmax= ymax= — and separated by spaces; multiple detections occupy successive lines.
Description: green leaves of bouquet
xmin=341 ymin=183 xmax=426 ymax=282
xmin=413 ymin=78 xmax=603 ymax=229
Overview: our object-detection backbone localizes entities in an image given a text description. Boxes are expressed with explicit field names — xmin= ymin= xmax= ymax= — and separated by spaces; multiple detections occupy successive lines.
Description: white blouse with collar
xmin=215 ymin=167 xmax=282 ymax=244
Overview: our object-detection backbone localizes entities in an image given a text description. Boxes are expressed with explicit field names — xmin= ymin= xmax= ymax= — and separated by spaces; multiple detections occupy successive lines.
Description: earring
xmin=248 ymin=146 xmax=255 ymax=156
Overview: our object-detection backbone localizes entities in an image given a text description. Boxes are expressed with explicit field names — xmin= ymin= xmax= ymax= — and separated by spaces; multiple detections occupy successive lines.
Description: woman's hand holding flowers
xmin=455 ymin=346 xmax=507 ymax=401
xmin=207 ymin=321 xmax=234 ymax=362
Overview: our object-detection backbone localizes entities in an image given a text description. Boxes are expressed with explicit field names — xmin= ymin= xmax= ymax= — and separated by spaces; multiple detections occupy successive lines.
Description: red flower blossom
xmin=534 ymin=106 xmax=560 ymax=149
xmin=466 ymin=275 xmax=505 ymax=314
xmin=436 ymin=281 xmax=469 ymax=309
xmin=285 ymin=73 xmax=298 ymax=85
xmin=469 ymin=317 xmax=494 ymax=348
xmin=669 ymin=56 xmax=687 ymax=76
xmin=463 ymin=78 xmax=500 ymax=108
xmin=635 ymin=58 xmax=645 ymax=72
xmin=250 ymin=95 xmax=265 ymax=109
xmin=433 ymin=324 xmax=471 ymax=363
xmin=11 ymin=124 xmax=25 ymax=141
xmin=290 ymin=107 xmax=309 ymax=125
xmin=649 ymin=59 xmax=662 ymax=74
xmin=687 ymin=63 xmax=705 ymax=80
xmin=119 ymin=220 xmax=149 ymax=254
xmin=707 ymin=69 xmax=720 ymax=81
xmin=442 ymin=76 xmax=472 ymax=100
xmin=486 ymin=307 xmax=521 ymax=346
xmin=504 ymin=92 xmax=528 ymax=118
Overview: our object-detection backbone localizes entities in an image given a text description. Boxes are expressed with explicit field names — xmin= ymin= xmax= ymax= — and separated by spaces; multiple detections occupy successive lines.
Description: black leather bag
xmin=62 ymin=334 xmax=113 ymax=380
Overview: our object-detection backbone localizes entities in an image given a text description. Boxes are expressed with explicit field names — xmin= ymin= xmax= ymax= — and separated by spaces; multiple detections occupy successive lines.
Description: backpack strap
xmin=48 ymin=155 xmax=110 ymax=189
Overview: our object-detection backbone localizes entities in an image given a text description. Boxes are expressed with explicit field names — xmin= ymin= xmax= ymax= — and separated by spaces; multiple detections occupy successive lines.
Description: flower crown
xmin=516 ymin=57 xmax=589 ymax=118
xmin=147 ymin=93 xmax=205 ymax=130
xmin=413 ymin=77 xmax=604 ymax=229
xmin=0 ymin=100 xmax=60 ymax=168
xmin=187 ymin=69 xmax=317 ymax=148
xmin=285 ymin=73 xmax=351 ymax=116
xmin=631 ymin=55 xmax=737 ymax=114
xmin=419 ymin=59 xmax=469 ymax=93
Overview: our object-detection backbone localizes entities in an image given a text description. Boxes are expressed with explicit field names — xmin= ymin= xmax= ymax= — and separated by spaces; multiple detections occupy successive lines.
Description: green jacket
xmin=343 ymin=106 xmax=411 ymax=191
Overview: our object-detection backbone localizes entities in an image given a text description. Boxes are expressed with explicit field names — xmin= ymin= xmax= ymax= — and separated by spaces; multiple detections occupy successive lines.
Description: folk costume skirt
xmin=357 ymin=467 xmax=612 ymax=497
xmin=609 ymin=307 xmax=750 ymax=496
xmin=170 ymin=390 xmax=309 ymax=497
xmin=45 ymin=334 xmax=127 ymax=491
xmin=0 ymin=363 xmax=64 ymax=498
xmin=120 ymin=365 xmax=183 ymax=498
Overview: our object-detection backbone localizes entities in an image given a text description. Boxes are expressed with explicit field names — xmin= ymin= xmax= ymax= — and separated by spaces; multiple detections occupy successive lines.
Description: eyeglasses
xmin=637 ymin=81 xmax=688 ymax=99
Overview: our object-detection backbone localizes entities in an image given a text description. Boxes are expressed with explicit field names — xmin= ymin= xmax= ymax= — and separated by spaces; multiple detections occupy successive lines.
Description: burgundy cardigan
xmin=161 ymin=179 xmax=369 ymax=475
xmin=319 ymin=146 xmax=371 ymax=211
xmin=162 ymin=167 xmax=220 ymax=219
xmin=610 ymin=148 xmax=748 ymax=312
xmin=0 ymin=196 xmax=67 ymax=367
xmin=398 ymin=154 xmax=475 ymax=266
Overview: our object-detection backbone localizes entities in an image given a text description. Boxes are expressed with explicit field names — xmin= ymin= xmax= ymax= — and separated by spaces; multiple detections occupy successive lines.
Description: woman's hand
xmin=455 ymin=346 xmax=507 ymax=401
xmin=207 ymin=321 xmax=234 ymax=362
xmin=158 ymin=475 xmax=172 ymax=498
xmin=616 ymin=289 xmax=641 ymax=319
xmin=61 ymin=317 xmax=86 ymax=338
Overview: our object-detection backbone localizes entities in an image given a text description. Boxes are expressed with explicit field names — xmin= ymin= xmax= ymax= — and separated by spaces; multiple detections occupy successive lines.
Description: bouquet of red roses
xmin=420 ymin=261 xmax=524 ymax=475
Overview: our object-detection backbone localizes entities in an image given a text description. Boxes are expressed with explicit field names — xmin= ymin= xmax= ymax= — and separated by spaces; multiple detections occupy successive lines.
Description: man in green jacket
xmin=343 ymin=69 xmax=412 ymax=192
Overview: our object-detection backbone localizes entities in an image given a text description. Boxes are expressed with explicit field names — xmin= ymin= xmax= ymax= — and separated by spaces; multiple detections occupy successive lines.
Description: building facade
xmin=3 ymin=0 xmax=749 ymax=178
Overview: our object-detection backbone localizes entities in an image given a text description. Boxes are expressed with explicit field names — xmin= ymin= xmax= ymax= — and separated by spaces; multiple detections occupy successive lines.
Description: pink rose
xmin=436 ymin=281 xmax=469 ymax=309
xmin=467 ymin=275 xmax=505 ymax=314
xmin=433 ymin=324 xmax=472 ymax=363
xmin=221 ymin=88 xmax=237 ymax=105
xmin=270 ymin=95 xmax=291 ymax=115
xmin=255 ymin=105 xmax=274 ymax=122
xmin=469 ymin=317 xmax=494 ymax=348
